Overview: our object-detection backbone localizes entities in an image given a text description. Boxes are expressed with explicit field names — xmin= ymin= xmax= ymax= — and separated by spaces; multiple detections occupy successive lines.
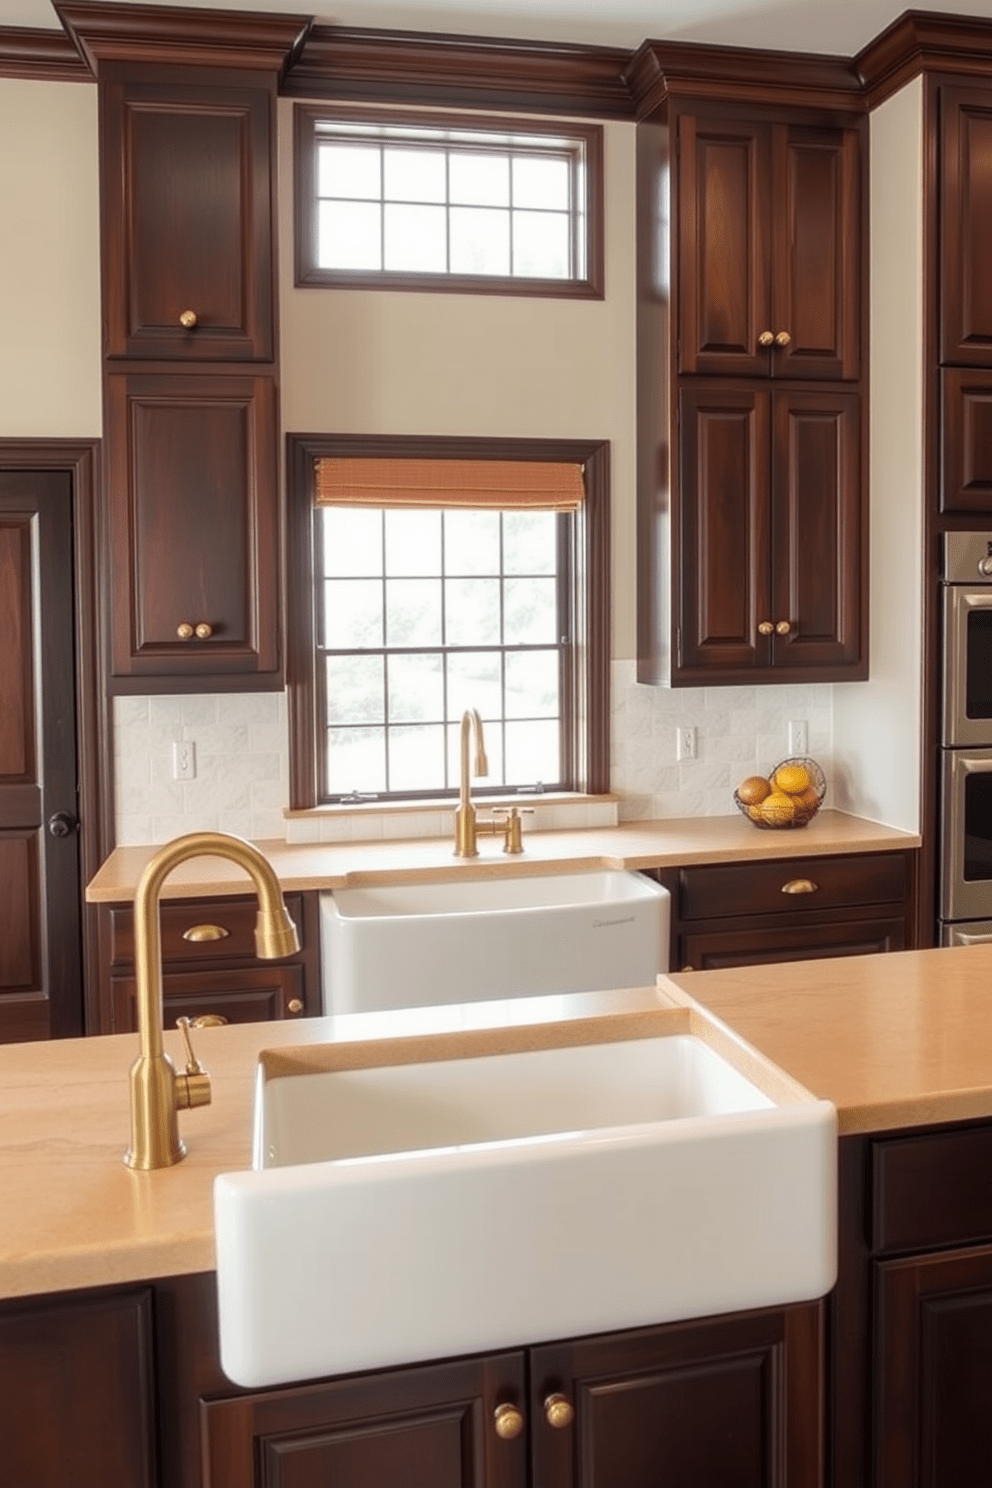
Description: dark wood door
xmin=677 ymin=911 xmax=908 ymax=970
xmin=201 ymin=1351 xmax=528 ymax=1488
xmin=0 ymin=472 xmax=83 ymax=1041
xmin=104 ymin=370 xmax=281 ymax=689
xmin=940 ymin=85 xmax=992 ymax=365
xmin=769 ymin=387 xmax=863 ymax=674
xmin=875 ymin=1244 xmax=992 ymax=1488
xmin=100 ymin=75 xmax=274 ymax=361
xmin=677 ymin=110 xmax=772 ymax=377
xmin=771 ymin=123 xmax=861 ymax=381
xmin=676 ymin=382 xmax=771 ymax=677
xmin=531 ymin=1304 xmax=824 ymax=1488
xmin=940 ymin=366 xmax=992 ymax=513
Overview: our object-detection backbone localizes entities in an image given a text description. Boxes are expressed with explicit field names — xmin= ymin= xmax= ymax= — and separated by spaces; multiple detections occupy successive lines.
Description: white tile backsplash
xmin=113 ymin=670 xmax=834 ymax=844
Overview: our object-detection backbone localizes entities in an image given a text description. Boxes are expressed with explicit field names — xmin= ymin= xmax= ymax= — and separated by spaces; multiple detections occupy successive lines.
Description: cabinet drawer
xmin=678 ymin=852 xmax=908 ymax=921
xmin=106 ymin=894 xmax=305 ymax=968
xmin=110 ymin=965 xmax=307 ymax=1034
xmin=872 ymin=1125 xmax=992 ymax=1254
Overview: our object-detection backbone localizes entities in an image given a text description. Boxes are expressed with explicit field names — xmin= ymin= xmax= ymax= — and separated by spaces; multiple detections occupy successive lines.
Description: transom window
xmin=294 ymin=106 xmax=604 ymax=298
xmin=286 ymin=438 xmax=611 ymax=810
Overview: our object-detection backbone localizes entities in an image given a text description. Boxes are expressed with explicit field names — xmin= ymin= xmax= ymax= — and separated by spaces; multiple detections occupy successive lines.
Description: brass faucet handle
xmin=491 ymin=806 xmax=535 ymax=854
xmin=174 ymin=1017 xmax=212 ymax=1111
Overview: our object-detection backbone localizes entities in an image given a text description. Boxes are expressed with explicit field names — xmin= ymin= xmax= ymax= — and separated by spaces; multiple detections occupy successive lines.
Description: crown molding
xmin=625 ymin=38 xmax=865 ymax=119
xmin=857 ymin=11 xmax=992 ymax=108
xmin=0 ymin=25 xmax=90 ymax=81
xmin=54 ymin=2 xmax=311 ymax=78
xmin=283 ymin=24 xmax=635 ymax=118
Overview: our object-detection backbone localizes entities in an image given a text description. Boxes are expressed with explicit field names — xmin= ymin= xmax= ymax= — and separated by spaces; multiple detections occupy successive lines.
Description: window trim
xmin=286 ymin=433 xmax=611 ymax=809
xmin=293 ymin=103 xmax=605 ymax=300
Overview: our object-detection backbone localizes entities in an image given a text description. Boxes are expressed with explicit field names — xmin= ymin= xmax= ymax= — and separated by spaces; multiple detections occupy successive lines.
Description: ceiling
xmin=9 ymin=0 xmax=992 ymax=58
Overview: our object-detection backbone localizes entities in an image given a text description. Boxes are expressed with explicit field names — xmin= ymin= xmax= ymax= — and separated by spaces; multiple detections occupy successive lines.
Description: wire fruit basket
xmin=733 ymin=756 xmax=826 ymax=830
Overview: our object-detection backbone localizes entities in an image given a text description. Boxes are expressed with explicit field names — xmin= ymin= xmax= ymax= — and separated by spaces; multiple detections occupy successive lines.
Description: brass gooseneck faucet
xmin=125 ymin=831 xmax=299 ymax=1171
xmin=453 ymin=709 xmax=532 ymax=857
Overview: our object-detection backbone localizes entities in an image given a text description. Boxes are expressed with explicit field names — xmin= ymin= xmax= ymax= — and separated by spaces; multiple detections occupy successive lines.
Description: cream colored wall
xmin=277 ymin=101 xmax=639 ymax=661
xmin=831 ymin=79 xmax=924 ymax=832
xmin=0 ymin=78 xmax=101 ymax=437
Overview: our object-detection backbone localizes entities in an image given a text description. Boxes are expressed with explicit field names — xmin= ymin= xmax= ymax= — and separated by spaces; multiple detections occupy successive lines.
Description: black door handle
xmin=48 ymin=811 xmax=79 ymax=838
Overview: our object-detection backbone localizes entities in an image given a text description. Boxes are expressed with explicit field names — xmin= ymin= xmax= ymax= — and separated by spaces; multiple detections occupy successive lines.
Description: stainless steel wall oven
xmin=941 ymin=533 xmax=992 ymax=943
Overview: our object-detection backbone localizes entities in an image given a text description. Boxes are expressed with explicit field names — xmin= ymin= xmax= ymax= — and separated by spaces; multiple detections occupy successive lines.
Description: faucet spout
xmin=454 ymin=708 xmax=488 ymax=857
xmin=125 ymin=831 xmax=299 ymax=1170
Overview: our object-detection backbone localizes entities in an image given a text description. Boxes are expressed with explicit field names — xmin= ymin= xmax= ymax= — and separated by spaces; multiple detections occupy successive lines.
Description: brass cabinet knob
xmin=782 ymin=878 xmax=819 ymax=895
xmin=194 ymin=622 xmax=214 ymax=640
xmin=177 ymin=622 xmax=194 ymax=640
xmin=182 ymin=923 xmax=230 ymax=943
xmin=544 ymin=1394 xmax=575 ymax=1429
xmin=775 ymin=330 xmax=791 ymax=347
xmin=287 ymin=998 xmax=304 ymax=1014
xmin=775 ymin=620 xmax=792 ymax=636
xmin=179 ymin=309 xmax=198 ymax=328
xmin=758 ymin=330 xmax=775 ymax=347
xmin=493 ymin=1404 xmax=524 ymax=1440
xmin=758 ymin=621 xmax=775 ymax=636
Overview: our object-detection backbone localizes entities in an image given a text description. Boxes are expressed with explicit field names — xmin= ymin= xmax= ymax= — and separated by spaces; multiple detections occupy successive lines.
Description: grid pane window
xmin=316 ymin=506 xmax=568 ymax=800
xmin=309 ymin=118 xmax=591 ymax=287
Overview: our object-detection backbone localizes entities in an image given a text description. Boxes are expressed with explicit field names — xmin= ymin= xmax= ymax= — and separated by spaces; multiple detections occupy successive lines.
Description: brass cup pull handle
xmin=179 ymin=309 xmax=198 ymax=328
xmin=758 ymin=330 xmax=775 ymax=347
xmin=782 ymin=878 xmax=819 ymax=895
xmin=758 ymin=621 xmax=775 ymax=636
xmin=544 ymin=1393 xmax=575 ymax=1429
xmin=182 ymin=924 xmax=230 ymax=943
xmin=187 ymin=1013 xmax=229 ymax=1028
xmin=493 ymin=1404 xmax=524 ymax=1440
xmin=775 ymin=330 xmax=791 ymax=347
xmin=177 ymin=622 xmax=194 ymax=640
xmin=194 ymin=622 xmax=214 ymax=640
xmin=776 ymin=620 xmax=792 ymax=636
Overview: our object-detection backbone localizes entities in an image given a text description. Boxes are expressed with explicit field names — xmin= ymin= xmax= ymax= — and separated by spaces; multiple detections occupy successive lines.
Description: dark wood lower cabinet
xmin=0 ymin=1275 xmax=824 ymax=1488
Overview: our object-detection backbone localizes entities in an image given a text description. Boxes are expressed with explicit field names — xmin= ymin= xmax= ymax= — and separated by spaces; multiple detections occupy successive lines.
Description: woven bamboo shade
xmin=314 ymin=457 xmax=584 ymax=510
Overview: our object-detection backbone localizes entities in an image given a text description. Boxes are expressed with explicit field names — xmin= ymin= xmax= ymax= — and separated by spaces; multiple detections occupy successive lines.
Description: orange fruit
xmin=773 ymin=763 xmax=811 ymax=795
xmin=793 ymin=784 xmax=821 ymax=813
xmin=737 ymin=774 xmax=771 ymax=806
xmin=760 ymin=790 xmax=797 ymax=826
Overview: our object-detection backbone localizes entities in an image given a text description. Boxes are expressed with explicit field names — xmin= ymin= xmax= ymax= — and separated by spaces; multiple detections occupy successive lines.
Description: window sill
xmin=284 ymin=793 xmax=621 ymax=844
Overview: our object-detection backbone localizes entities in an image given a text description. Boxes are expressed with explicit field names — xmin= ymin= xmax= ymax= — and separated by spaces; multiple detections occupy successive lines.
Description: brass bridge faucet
xmin=453 ymin=709 xmax=532 ymax=857
xmin=125 ymin=831 xmax=299 ymax=1171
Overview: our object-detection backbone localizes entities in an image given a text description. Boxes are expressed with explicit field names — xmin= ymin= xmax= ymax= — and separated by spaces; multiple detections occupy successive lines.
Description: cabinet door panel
xmin=678 ymin=112 xmax=771 ymax=377
xmin=876 ymin=1246 xmax=992 ymax=1488
xmin=105 ymin=372 xmax=281 ymax=685
xmin=110 ymin=964 xmax=307 ymax=1032
xmin=201 ymin=1352 xmax=527 ymax=1488
xmin=102 ymin=79 xmax=273 ymax=361
xmin=676 ymin=384 xmax=771 ymax=676
xmin=770 ymin=388 xmax=863 ymax=674
xmin=941 ymin=87 xmax=992 ymax=365
xmin=532 ymin=1304 xmax=823 ymax=1488
xmin=772 ymin=124 xmax=861 ymax=381
xmin=941 ymin=367 xmax=992 ymax=513
xmin=677 ymin=912 xmax=907 ymax=971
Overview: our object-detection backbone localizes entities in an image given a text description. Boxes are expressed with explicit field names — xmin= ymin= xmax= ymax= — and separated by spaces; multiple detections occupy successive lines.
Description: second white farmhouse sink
xmin=321 ymin=870 xmax=670 ymax=1013
xmin=214 ymin=1006 xmax=836 ymax=1389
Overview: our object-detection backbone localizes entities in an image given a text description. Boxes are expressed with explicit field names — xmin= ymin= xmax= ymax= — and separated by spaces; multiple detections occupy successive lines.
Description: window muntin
xmin=316 ymin=504 xmax=569 ymax=801
xmin=295 ymin=106 xmax=603 ymax=298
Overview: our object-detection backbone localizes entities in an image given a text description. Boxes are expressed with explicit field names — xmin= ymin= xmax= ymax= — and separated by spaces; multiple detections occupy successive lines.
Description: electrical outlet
xmin=788 ymin=720 xmax=808 ymax=756
xmin=677 ymin=726 xmax=697 ymax=762
xmin=172 ymin=740 xmax=196 ymax=781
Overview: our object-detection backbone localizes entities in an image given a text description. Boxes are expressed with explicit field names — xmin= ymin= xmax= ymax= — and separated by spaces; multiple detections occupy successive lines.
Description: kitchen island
xmin=3 ymin=942 xmax=989 ymax=1487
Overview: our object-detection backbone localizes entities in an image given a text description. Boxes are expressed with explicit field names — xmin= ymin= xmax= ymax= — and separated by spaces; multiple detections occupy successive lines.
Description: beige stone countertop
xmin=667 ymin=942 xmax=992 ymax=1136
xmin=86 ymin=810 xmax=919 ymax=902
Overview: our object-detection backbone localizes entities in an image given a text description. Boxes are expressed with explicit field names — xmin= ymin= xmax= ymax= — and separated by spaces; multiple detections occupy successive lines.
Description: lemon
xmin=737 ymin=774 xmax=771 ymax=806
xmin=760 ymin=790 xmax=797 ymax=826
xmin=773 ymin=763 xmax=811 ymax=795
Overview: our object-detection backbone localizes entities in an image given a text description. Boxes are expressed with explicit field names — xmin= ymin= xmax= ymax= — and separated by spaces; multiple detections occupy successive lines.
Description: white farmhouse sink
xmin=214 ymin=1011 xmax=836 ymax=1389
xmin=321 ymin=870 xmax=670 ymax=1013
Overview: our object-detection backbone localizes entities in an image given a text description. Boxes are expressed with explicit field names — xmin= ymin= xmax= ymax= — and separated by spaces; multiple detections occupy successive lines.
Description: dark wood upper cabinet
xmin=100 ymin=75 xmax=275 ymax=362
xmin=678 ymin=109 xmax=861 ymax=382
xmin=104 ymin=370 xmax=282 ymax=689
xmin=940 ymin=85 xmax=992 ymax=367
xmin=676 ymin=382 xmax=863 ymax=682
